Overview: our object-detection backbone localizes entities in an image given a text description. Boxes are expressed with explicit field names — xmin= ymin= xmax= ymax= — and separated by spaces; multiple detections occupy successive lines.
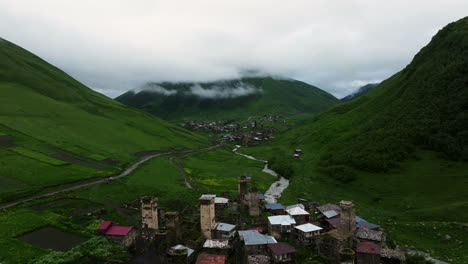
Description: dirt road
xmin=0 ymin=145 xmax=218 ymax=210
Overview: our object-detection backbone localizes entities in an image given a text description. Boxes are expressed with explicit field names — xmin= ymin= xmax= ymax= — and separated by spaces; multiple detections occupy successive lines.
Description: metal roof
xmin=285 ymin=204 xmax=305 ymax=210
xmin=200 ymin=194 xmax=216 ymax=200
xmin=323 ymin=210 xmax=339 ymax=218
xmin=169 ymin=244 xmax=194 ymax=257
xmin=265 ymin=203 xmax=284 ymax=210
xmin=214 ymin=197 xmax=229 ymax=204
xmin=295 ymin=223 xmax=323 ymax=232
xmin=356 ymin=216 xmax=380 ymax=229
xmin=268 ymin=215 xmax=296 ymax=226
xmin=214 ymin=222 xmax=236 ymax=232
xmin=238 ymin=230 xmax=277 ymax=246
xmin=286 ymin=207 xmax=310 ymax=216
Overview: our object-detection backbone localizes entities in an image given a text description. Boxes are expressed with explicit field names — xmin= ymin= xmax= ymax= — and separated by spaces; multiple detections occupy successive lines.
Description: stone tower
xmin=238 ymin=176 xmax=248 ymax=200
xmin=200 ymin=194 xmax=216 ymax=239
xmin=141 ymin=196 xmax=159 ymax=230
xmin=248 ymin=187 xmax=260 ymax=217
xmin=165 ymin=212 xmax=181 ymax=242
xmin=339 ymin=200 xmax=356 ymax=237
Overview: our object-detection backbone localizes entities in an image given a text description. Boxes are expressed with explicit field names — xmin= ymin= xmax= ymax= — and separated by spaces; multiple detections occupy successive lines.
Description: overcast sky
xmin=0 ymin=1 xmax=467 ymax=98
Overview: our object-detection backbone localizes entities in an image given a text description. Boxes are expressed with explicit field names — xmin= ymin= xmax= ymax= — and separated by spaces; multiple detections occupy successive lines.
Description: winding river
xmin=233 ymin=145 xmax=289 ymax=203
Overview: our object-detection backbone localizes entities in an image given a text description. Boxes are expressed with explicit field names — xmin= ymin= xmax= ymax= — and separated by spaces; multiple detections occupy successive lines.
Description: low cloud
xmin=133 ymin=83 xmax=177 ymax=95
xmin=189 ymin=83 xmax=261 ymax=99
xmin=1 ymin=1 xmax=467 ymax=98
xmin=135 ymin=82 xmax=262 ymax=99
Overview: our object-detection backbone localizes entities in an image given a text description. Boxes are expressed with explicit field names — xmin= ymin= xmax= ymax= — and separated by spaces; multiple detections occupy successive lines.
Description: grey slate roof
xmin=265 ymin=203 xmax=284 ymax=210
xmin=238 ymin=230 xmax=277 ymax=246
xmin=244 ymin=193 xmax=266 ymax=200
xmin=214 ymin=222 xmax=236 ymax=232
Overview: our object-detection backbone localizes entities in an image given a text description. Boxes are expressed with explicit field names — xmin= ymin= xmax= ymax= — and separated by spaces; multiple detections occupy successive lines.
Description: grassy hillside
xmin=340 ymin=83 xmax=379 ymax=102
xmin=240 ymin=17 xmax=468 ymax=263
xmin=115 ymin=77 xmax=340 ymax=120
xmin=0 ymin=38 xmax=208 ymax=202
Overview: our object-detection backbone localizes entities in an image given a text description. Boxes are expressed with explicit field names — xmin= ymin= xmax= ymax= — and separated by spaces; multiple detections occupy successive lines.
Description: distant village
xmin=96 ymin=176 xmax=406 ymax=264
xmin=180 ymin=115 xmax=284 ymax=144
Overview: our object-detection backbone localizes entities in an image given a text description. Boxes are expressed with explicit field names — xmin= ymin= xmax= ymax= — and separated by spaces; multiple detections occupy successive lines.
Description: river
xmin=233 ymin=145 xmax=289 ymax=204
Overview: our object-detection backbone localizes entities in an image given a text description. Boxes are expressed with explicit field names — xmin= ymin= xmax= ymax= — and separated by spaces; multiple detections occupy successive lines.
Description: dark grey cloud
xmin=0 ymin=1 xmax=467 ymax=98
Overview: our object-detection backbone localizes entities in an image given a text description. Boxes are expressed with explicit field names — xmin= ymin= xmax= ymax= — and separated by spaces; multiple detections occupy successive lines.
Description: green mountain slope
xmin=240 ymin=16 xmax=468 ymax=262
xmin=0 ymin=38 xmax=208 ymax=201
xmin=115 ymin=77 xmax=340 ymax=120
xmin=340 ymin=83 xmax=379 ymax=102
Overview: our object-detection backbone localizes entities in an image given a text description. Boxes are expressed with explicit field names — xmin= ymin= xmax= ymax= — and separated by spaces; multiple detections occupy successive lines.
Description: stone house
xmin=285 ymin=206 xmax=310 ymax=225
xmin=167 ymin=244 xmax=195 ymax=264
xmin=294 ymin=223 xmax=323 ymax=246
xmin=267 ymin=242 xmax=297 ymax=263
xmin=268 ymin=215 xmax=296 ymax=240
xmin=238 ymin=230 xmax=277 ymax=255
xmin=265 ymin=203 xmax=285 ymax=215
xmin=356 ymin=241 xmax=381 ymax=264
xmin=97 ymin=221 xmax=136 ymax=247
xmin=247 ymin=255 xmax=271 ymax=264
xmin=212 ymin=222 xmax=236 ymax=239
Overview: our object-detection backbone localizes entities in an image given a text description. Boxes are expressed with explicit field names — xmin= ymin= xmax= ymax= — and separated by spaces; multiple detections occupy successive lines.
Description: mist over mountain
xmin=116 ymin=76 xmax=340 ymax=120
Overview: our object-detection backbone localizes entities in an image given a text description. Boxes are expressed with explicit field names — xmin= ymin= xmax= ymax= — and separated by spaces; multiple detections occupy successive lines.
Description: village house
xmin=380 ymin=248 xmax=406 ymax=264
xmin=285 ymin=206 xmax=310 ymax=225
xmin=294 ymin=223 xmax=323 ymax=246
xmin=167 ymin=244 xmax=195 ymax=264
xmin=356 ymin=241 xmax=381 ymax=264
xmin=97 ymin=221 xmax=136 ymax=247
xmin=238 ymin=230 xmax=277 ymax=256
xmin=212 ymin=222 xmax=236 ymax=239
xmin=356 ymin=216 xmax=380 ymax=230
xmin=265 ymin=203 xmax=285 ymax=215
xmin=268 ymin=215 xmax=296 ymax=239
xmin=196 ymin=254 xmax=226 ymax=264
xmin=267 ymin=243 xmax=297 ymax=263
xmin=316 ymin=201 xmax=356 ymax=260
xmin=203 ymin=239 xmax=231 ymax=256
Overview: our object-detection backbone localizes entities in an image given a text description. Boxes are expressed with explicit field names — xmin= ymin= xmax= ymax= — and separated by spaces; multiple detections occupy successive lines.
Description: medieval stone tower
xmin=339 ymin=200 xmax=356 ymax=237
xmin=141 ymin=196 xmax=159 ymax=230
xmin=165 ymin=212 xmax=181 ymax=242
xmin=200 ymin=194 xmax=216 ymax=239
xmin=238 ymin=176 xmax=248 ymax=200
xmin=248 ymin=187 xmax=260 ymax=217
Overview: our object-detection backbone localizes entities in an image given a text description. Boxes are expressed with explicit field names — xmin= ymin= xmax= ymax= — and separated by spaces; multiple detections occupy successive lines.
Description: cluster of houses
xmin=180 ymin=117 xmax=278 ymax=144
xmin=95 ymin=177 xmax=405 ymax=264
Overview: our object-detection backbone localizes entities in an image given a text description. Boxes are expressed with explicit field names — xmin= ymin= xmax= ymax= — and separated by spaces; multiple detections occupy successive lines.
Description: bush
xmin=268 ymin=156 xmax=295 ymax=179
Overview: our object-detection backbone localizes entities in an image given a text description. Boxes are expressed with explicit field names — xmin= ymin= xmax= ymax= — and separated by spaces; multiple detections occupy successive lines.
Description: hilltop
xmin=0 ymin=38 xmax=208 ymax=202
xmin=115 ymin=77 xmax=340 ymax=120
xmin=340 ymin=83 xmax=379 ymax=102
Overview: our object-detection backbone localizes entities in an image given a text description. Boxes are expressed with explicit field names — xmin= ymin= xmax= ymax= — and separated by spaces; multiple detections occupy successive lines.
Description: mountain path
xmin=0 ymin=145 xmax=219 ymax=210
